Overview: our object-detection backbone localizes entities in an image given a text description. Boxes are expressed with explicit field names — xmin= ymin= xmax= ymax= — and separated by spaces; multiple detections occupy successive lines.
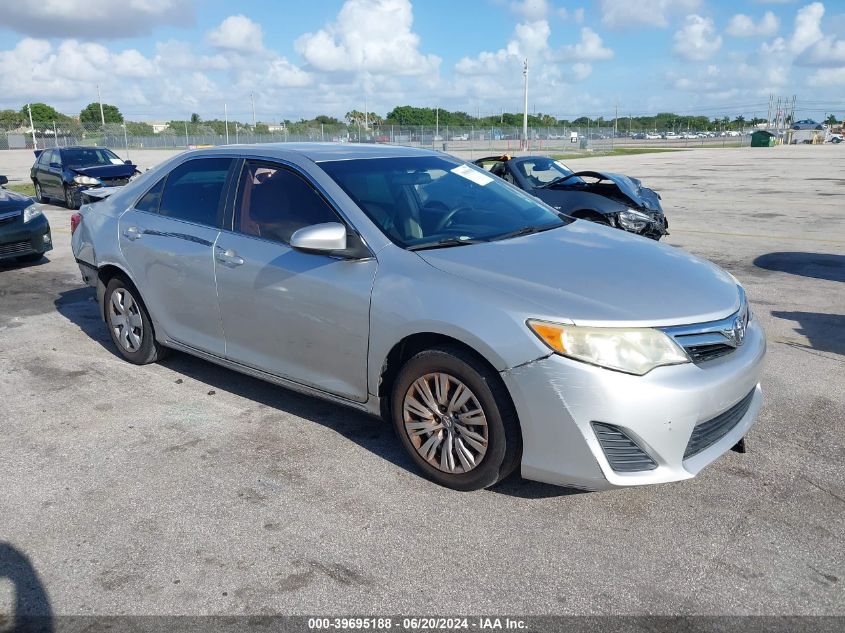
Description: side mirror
xmin=290 ymin=222 xmax=347 ymax=253
xmin=0 ymin=175 xmax=7 ymax=186
xmin=124 ymin=160 xmax=133 ymax=165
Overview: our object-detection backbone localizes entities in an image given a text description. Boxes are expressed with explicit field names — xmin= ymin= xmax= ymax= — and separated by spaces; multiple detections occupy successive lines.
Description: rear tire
xmin=104 ymin=277 xmax=168 ymax=365
xmin=33 ymin=181 xmax=46 ymax=203
xmin=390 ymin=345 xmax=521 ymax=491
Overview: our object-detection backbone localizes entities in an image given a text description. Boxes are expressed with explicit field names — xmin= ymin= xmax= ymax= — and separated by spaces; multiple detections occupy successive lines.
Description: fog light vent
xmin=592 ymin=423 xmax=658 ymax=472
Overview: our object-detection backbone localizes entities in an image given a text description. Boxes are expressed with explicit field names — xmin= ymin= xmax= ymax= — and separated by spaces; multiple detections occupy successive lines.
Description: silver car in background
xmin=71 ymin=143 xmax=765 ymax=491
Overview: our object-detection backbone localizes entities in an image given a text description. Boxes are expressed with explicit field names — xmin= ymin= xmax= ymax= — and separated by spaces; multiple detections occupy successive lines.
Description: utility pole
xmin=27 ymin=103 xmax=36 ymax=150
xmin=522 ymin=58 xmax=529 ymax=151
xmin=364 ymin=95 xmax=368 ymax=130
xmin=184 ymin=121 xmax=189 ymax=148
xmin=435 ymin=105 xmax=439 ymax=138
xmin=97 ymin=84 xmax=105 ymax=125
xmin=614 ymin=102 xmax=618 ymax=137
xmin=224 ymin=103 xmax=229 ymax=144
xmin=251 ymin=92 xmax=256 ymax=128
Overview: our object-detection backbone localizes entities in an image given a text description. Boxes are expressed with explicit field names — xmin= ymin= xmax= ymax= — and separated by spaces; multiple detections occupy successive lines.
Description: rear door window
xmin=157 ymin=158 xmax=233 ymax=227
xmin=134 ymin=176 xmax=166 ymax=213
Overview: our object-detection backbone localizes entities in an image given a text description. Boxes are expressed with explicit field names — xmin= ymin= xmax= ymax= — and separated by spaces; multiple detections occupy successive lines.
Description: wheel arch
xmin=376 ymin=332 xmax=520 ymax=428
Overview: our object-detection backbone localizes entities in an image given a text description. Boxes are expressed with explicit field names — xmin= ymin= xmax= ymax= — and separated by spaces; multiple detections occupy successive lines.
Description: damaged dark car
xmin=474 ymin=155 xmax=668 ymax=240
xmin=30 ymin=146 xmax=139 ymax=210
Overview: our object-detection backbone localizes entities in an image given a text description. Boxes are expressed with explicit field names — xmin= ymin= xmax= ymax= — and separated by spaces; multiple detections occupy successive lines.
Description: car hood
xmin=71 ymin=164 xmax=136 ymax=179
xmin=545 ymin=170 xmax=662 ymax=212
xmin=0 ymin=187 xmax=34 ymax=213
xmin=417 ymin=221 xmax=739 ymax=327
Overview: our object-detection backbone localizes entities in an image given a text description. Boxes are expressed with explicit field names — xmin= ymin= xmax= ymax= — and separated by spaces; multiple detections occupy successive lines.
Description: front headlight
xmin=73 ymin=175 xmax=101 ymax=186
xmin=23 ymin=204 xmax=43 ymax=223
xmin=527 ymin=319 xmax=690 ymax=375
xmin=617 ymin=208 xmax=651 ymax=231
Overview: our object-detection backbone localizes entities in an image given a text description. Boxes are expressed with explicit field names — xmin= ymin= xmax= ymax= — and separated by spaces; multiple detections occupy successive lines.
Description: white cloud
xmin=789 ymin=1 xmax=824 ymax=53
xmin=673 ymin=15 xmax=722 ymax=60
xmin=726 ymin=11 xmax=780 ymax=37
xmin=511 ymin=0 xmax=550 ymax=21
xmin=0 ymin=0 xmax=194 ymax=39
xmin=807 ymin=66 xmax=845 ymax=86
xmin=598 ymin=0 xmax=701 ymax=29
xmin=558 ymin=27 xmax=614 ymax=61
xmin=295 ymin=0 xmax=440 ymax=75
xmin=571 ymin=62 xmax=592 ymax=80
xmin=207 ymin=15 xmax=265 ymax=54
xmin=0 ymin=38 xmax=155 ymax=102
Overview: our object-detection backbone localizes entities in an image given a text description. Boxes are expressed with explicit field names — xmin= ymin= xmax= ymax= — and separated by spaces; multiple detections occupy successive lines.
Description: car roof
xmin=184 ymin=142 xmax=440 ymax=163
xmin=57 ymin=146 xmax=112 ymax=151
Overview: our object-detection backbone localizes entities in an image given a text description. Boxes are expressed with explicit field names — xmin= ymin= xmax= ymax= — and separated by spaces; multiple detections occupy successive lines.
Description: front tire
xmin=391 ymin=345 xmax=521 ymax=491
xmin=64 ymin=184 xmax=80 ymax=210
xmin=104 ymin=277 xmax=168 ymax=365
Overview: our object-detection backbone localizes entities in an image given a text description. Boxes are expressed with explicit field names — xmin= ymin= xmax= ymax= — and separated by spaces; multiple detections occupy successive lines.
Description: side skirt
xmin=163 ymin=338 xmax=382 ymax=417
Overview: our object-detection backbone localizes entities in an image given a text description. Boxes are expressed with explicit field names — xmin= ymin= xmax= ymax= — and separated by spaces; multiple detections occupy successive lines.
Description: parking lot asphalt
xmin=0 ymin=146 xmax=843 ymax=616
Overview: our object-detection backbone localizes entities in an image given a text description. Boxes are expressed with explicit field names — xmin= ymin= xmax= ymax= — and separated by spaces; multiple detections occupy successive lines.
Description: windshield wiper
xmin=488 ymin=224 xmax=563 ymax=242
xmin=407 ymin=237 xmax=486 ymax=251
xmin=537 ymin=174 xmax=578 ymax=189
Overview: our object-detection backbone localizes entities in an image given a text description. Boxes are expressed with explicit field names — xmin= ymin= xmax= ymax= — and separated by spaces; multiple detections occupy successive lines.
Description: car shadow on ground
xmin=0 ymin=255 xmax=50 ymax=272
xmin=771 ymin=311 xmax=845 ymax=356
xmin=0 ymin=542 xmax=53 ymax=632
xmin=753 ymin=252 xmax=845 ymax=283
xmin=53 ymin=286 xmax=582 ymax=498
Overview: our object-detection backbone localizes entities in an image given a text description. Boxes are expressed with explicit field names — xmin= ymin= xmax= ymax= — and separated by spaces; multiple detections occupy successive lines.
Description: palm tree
xmin=826 ymin=114 xmax=839 ymax=126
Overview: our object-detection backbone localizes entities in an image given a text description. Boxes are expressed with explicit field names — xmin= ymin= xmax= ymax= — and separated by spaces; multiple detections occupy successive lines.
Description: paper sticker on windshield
xmin=110 ymin=159 xmax=124 ymax=165
xmin=451 ymin=164 xmax=493 ymax=186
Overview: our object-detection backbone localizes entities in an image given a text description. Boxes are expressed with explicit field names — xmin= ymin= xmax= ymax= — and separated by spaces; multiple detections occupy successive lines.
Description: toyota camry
xmin=71 ymin=144 xmax=765 ymax=491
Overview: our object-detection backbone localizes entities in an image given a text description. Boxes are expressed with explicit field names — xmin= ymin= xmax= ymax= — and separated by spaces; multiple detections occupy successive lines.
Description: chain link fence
xmin=1 ymin=121 xmax=752 ymax=154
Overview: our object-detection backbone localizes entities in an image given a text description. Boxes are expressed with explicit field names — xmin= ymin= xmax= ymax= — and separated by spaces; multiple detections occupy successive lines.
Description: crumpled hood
xmin=72 ymin=164 xmax=136 ymax=179
xmin=418 ymin=221 xmax=739 ymax=327
xmin=0 ymin=187 xmax=34 ymax=213
xmin=552 ymin=170 xmax=662 ymax=212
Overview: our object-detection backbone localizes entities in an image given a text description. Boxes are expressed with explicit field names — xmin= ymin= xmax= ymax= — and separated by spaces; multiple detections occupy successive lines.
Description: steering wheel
xmin=434 ymin=205 xmax=473 ymax=233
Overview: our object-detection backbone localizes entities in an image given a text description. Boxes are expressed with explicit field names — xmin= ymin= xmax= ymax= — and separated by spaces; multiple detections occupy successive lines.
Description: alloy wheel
xmin=402 ymin=372 xmax=489 ymax=474
xmin=109 ymin=288 xmax=143 ymax=352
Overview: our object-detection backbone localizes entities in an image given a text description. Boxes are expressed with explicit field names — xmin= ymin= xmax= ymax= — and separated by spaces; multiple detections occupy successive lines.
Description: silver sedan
xmin=71 ymin=143 xmax=765 ymax=491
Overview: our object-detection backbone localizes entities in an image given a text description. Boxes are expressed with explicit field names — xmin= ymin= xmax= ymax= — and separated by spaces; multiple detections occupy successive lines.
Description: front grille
xmin=100 ymin=177 xmax=129 ymax=187
xmin=685 ymin=342 xmax=736 ymax=363
xmin=592 ymin=423 xmax=657 ymax=472
xmin=0 ymin=241 xmax=32 ymax=257
xmin=0 ymin=209 xmax=21 ymax=226
xmin=684 ymin=389 xmax=756 ymax=459
xmin=663 ymin=291 xmax=750 ymax=365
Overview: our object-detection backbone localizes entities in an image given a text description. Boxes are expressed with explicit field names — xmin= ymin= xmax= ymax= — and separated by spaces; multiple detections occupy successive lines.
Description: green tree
xmin=190 ymin=113 xmax=201 ymax=124
xmin=825 ymin=113 xmax=838 ymax=126
xmin=125 ymin=121 xmax=154 ymax=135
xmin=0 ymin=109 xmax=24 ymax=128
xmin=79 ymin=102 xmax=123 ymax=124
xmin=254 ymin=123 xmax=270 ymax=134
xmin=20 ymin=103 xmax=66 ymax=124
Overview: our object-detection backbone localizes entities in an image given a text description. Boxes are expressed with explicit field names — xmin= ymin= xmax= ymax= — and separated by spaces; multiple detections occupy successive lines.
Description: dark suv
xmin=30 ymin=146 xmax=138 ymax=209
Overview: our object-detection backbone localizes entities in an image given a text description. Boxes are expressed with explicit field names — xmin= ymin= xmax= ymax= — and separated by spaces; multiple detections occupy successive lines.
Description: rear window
xmin=157 ymin=158 xmax=233 ymax=227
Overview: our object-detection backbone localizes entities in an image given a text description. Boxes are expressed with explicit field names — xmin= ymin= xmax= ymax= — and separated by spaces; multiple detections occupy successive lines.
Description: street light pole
xmin=97 ymin=84 xmax=105 ymax=125
xmin=224 ymin=103 xmax=229 ymax=144
xmin=251 ymin=92 xmax=256 ymax=128
xmin=27 ymin=103 xmax=36 ymax=150
xmin=522 ymin=58 xmax=529 ymax=151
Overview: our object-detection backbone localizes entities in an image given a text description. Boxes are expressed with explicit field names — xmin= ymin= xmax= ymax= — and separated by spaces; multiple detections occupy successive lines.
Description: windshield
xmin=62 ymin=148 xmax=123 ymax=168
xmin=320 ymin=155 xmax=569 ymax=250
xmin=513 ymin=158 xmax=578 ymax=187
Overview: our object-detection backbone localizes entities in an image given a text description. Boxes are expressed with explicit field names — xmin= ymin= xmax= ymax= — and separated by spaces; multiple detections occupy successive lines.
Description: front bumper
xmin=501 ymin=318 xmax=766 ymax=490
xmin=0 ymin=213 xmax=52 ymax=260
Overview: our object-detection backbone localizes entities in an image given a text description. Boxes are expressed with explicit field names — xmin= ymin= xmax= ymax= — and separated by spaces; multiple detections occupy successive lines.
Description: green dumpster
xmin=751 ymin=130 xmax=776 ymax=147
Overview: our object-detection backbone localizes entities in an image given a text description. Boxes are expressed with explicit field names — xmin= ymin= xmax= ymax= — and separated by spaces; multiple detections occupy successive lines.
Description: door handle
xmin=123 ymin=226 xmax=142 ymax=241
xmin=215 ymin=247 xmax=244 ymax=267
